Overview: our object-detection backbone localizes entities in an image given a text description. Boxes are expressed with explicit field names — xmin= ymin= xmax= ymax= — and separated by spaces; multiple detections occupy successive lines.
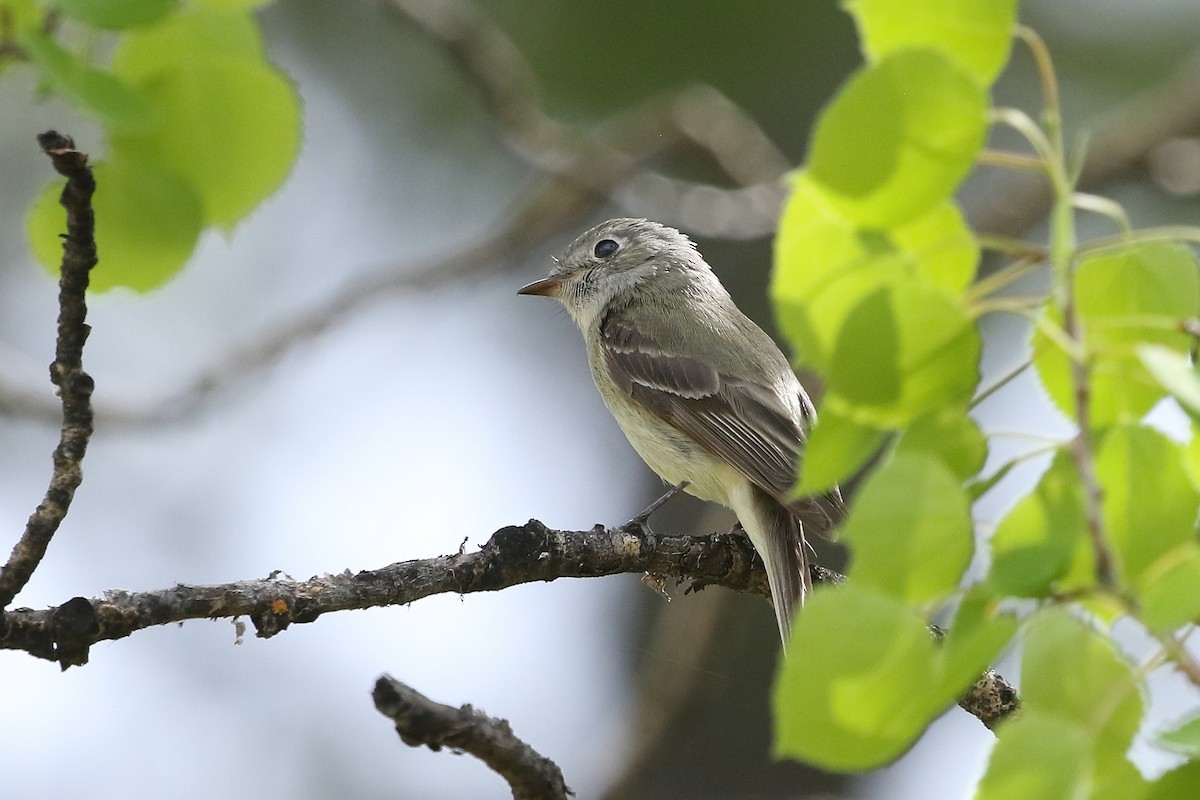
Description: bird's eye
xmin=594 ymin=239 xmax=619 ymax=258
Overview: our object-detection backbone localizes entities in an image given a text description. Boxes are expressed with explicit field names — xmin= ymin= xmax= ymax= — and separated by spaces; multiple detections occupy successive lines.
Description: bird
xmin=518 ymin=218 xmax=843 ymax=647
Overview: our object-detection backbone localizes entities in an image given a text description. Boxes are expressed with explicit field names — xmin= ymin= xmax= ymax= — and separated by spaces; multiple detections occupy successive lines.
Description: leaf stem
xmin=1079 ymin=225 xmax=1200 ymax=255
xmin=970 ymin=359 xmax=1032 ymax=408
xmin=964 ymin=254 xmax=1047 ymax=304
xmin=1072 ymin=192 xmax=1133 ymax=236
xmin=1015 ymin=26 xmax=1062 ymax=127
xmin=1153 ymin=631 xmax=1200 ymax=689
xmin=1012 ymin=26 xmax=1119 ymax=591
xmin=977 ymin=149 xmax=1047 ymax=172
xmin=973 ymin=295 xmax=1051 ymax=316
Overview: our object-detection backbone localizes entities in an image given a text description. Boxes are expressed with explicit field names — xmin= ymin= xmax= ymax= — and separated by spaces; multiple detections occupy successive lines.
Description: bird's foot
xmin=622 ymin=481 xmax=690 ymax=532
xmin=725 ymin=520 xmax=752 ymax=542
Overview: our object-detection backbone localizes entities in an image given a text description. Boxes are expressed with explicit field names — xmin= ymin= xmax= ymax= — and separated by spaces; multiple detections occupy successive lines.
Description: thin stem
xmin=1033 ymin=313 xmax=1085 ymax=362
xmin=964 ymin=255 xmax=1047 ymax=304
xmin=1154 ymin=632 xmax=1200 ymax=689
xmin=977 ymin=149 xmax=1047 ymax=172
xmin=991 ymin=107 xmax=1060 ymax=168
xmin=1079 ymin=224 xmax=1200 ymax=256
xmin=973 ymin=295 xmax=1051 ymax=316
xmin=971 ymin=360 xmax=1032 ymax=408
xmin=1013 ymin=29 xmax=1119 ymax=591
xmin=1072 ymin=192 xmax=1133 ymax=236
xmin=978 ymin=235 xmax=1049 ymax=260
xmin=1015 ymin=25 xmax=1062 ymax=127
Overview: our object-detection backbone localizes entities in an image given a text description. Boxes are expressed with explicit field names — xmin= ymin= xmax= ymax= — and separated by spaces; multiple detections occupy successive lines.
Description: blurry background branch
xmin=373 ymin=674 xmax=573 ymax=800
xmin=0 ymin=515 xmax=1016 ymax=727
xmin=4 ymin=1 xmax=1196 ymax=429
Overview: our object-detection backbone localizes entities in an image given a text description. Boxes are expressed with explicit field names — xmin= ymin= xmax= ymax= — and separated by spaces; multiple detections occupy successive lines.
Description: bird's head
xmin=518 ymin=218 xmax=707 ymax=329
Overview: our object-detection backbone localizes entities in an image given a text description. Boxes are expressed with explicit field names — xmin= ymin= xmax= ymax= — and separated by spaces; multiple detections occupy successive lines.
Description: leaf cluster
xmin=3 ymin=0 xmax=299 ymax=291
xmin=771 ymin=1 xmax=1200 ymax=795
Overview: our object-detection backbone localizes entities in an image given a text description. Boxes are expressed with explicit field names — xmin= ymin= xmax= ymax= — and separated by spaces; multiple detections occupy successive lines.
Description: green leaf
xmin=832 ymin=286 xmax=901 ymax=405
xmin=2 ymin=0 xmax=41 ymax=36
xmin=1022 ymin=610 xmax=1143 ymax=760
xmin=795 ymin=404 xmax=887 ymax=495
xmin=774 ymin=178 xmax=978 ymax=305
xmin=1098 ymin=424 xmax=1200 ymax=584
xmin=807 ymin=50 xmax=987 ymax=228
xmin=967 ymin=458 xmax=1017 ymax=503
xmin=891 ymin=199 xmax=979 ymax=293
xmin=1138 ymin=543 xmax=1200 ymax=633
xmin=110 ymin=8 xmax=267 ymax=79
xmin=1034 ymin=242 xmax=1200 ymax=427
xmin=844 ymin=0 xmax=1018 ymax=85
xmin=840 ymin=451 xmax=973 ymax=604
xmin=1140 ymin=344 xmax=1200 ymax=420
xmin=981 ymin=614 xmax=1149 ymax=798
xmin=111 ymin=55 xmax=301 ymax=227
xmin=988 ymin=451 xmax=1086 ymax=597
xmin=54 ymin=0 xmax=178 ymax=29
xmin=1159 ymin=715 xmax=1200 ymax=757
xmin=27 ymin=158 xmax=203 ymax=292
xmin=1186 ymin=428 xmax=1200 ymax=490
xmin=771 ymin=182 xmax=980 ymax=414
xmin=773 ymin=585 xmax=944 ymax=770
xmin=190 ymin=0 xmax=274 ymax=9
xmin=984 ymin=609 xmax=1152 ymax=796
xmin=1145 ymin=762 xmax=1200 ymax=800
xmin=780 ymin=263 xmax=980 ymax=425
xmin=21 ymin=33 xmax=154 ymax=131
xmin=935 ymin=586 xmax=1018 ymax=699
xmin=896 ymin=408 xmax=987 ymax=481
xmin=1093 ymin=758 xmax=1150 ymax=800
xmin=976 ymin=712 xmax=1091 ymax=800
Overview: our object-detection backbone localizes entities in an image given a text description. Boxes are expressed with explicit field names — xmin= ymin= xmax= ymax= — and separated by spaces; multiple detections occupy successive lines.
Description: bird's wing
xmin=601 ymin=310 xmax=837 ymax=533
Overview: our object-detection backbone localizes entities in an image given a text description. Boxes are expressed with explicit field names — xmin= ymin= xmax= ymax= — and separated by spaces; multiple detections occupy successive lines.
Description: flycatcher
xmin=519 ymin=218 xmax=842 ymax=647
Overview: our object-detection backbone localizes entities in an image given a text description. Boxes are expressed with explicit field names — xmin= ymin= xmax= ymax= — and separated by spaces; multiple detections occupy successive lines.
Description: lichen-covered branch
xmin=0 ymin=517 xmax=1017 ymax=726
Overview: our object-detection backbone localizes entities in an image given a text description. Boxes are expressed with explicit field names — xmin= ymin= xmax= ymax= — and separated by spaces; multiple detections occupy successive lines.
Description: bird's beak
xmin=517 ymin=275 xmax=566 ymax=297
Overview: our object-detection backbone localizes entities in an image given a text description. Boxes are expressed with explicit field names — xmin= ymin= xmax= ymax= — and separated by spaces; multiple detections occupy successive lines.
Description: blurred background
xmin=1 ymin=0 xmax=1200 ymax=797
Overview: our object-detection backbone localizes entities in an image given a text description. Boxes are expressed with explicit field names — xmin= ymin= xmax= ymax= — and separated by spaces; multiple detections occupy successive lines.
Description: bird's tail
xmin=745 ymin=486 xmax=809 ymax=651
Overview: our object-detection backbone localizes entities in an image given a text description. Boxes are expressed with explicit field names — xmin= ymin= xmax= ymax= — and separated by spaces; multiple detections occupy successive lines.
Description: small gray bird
xmin=519 ymin=218 xmax=843 ymax=647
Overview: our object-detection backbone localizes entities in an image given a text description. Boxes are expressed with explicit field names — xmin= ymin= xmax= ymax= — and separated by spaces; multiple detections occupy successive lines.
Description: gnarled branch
xmin=0 ymin=132 xmax=96 ymax=613
xmin=373 ymin=674 xmax=572 ymax=800
xmin=0 ymin=518 xmax=1017 ymax=726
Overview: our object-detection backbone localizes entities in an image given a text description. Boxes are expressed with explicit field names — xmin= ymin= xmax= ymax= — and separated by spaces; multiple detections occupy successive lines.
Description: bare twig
xmin=0 ymin=132 xmax=96 ymax=613
xmin=373 ymin=674 xmax=572 ymax=800
xmin=0 ymin=517 xmax=1017 ymax=727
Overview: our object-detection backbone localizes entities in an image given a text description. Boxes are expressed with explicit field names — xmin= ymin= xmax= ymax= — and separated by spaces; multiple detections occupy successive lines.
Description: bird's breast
xmin=587 ymin=356 xmax=740 ymax=507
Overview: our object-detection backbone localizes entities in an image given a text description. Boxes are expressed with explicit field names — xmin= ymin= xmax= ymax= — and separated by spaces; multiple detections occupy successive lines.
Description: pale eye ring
xmin=594 ymin=239 xmax=619 ymax=258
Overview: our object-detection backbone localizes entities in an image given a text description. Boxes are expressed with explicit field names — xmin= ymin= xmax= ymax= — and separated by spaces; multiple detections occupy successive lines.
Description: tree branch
xmin=0 ymin=132 xmax=96 ymax=613
xmin=0 ymin=518 xmax=1018 ymax=727
xmin=373 ymin=674 xmax=572 ymax=800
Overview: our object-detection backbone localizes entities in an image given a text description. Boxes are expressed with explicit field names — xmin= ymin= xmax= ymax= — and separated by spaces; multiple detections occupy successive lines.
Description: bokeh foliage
xmin=11 ymin=0 xmax=297 ymax=291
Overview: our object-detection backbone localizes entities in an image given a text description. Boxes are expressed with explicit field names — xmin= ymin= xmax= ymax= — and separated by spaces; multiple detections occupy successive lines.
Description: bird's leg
xmin=623 ymin=481 xmax=689 ymax=602
xmin=726 ymin=519 xmax=752 ymax=541
xmin=623 ymin=481 xmax=690 ymax=531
